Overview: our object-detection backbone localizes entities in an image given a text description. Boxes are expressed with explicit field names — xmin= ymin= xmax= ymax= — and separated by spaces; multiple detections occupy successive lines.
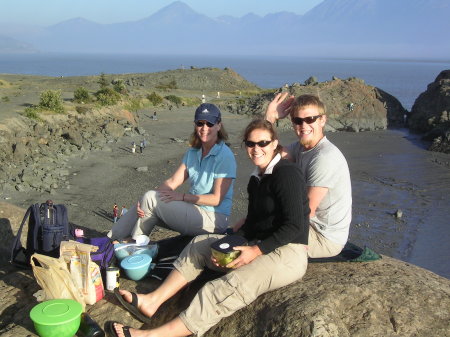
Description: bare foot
xmin=119 ymin=289 xmax=160 ymax=318
xmin=113 ymin=322 xmax=151 ymax=337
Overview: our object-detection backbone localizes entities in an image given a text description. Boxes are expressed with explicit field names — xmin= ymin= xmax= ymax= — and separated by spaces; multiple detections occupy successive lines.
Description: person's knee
xmin=141 ymin=190 xmax=159 ymax=205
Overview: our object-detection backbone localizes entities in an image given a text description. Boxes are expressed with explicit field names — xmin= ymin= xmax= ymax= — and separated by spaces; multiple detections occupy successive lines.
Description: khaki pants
xmin=107 ymin=190 xmax=229 ymax=241
xmin=174 ymin=234 xmax=308 ymax=336
xmin=307 ymin=225 xmax=344 ymax=258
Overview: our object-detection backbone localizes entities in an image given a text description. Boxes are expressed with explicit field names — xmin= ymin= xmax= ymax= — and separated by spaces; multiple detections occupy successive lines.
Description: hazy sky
xmin=0 ymin=0 xmax=324 ymax=26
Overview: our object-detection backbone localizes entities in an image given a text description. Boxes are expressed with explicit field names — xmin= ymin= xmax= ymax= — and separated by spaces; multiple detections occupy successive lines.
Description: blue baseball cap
xmin=194 ymin=103 xmax=221 ymax=124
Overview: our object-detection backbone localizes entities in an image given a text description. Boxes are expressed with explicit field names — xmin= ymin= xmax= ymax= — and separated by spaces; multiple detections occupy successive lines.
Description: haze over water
xmin=1 ymin=53 xmax=449 ymax=110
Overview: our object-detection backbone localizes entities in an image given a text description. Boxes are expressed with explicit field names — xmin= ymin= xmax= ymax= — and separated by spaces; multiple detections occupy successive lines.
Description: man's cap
xmin=194 ymin=103 xmax=221 ymax=124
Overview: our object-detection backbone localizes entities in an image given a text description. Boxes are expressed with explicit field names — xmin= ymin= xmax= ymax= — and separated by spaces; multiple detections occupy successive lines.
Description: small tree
xmin=39 ymin=90 xmax=64 ymax=113
xmin=74 ymin=86 xmax=90 ymax=103
xmin=98 ymin=72 xmax=109 ymax=89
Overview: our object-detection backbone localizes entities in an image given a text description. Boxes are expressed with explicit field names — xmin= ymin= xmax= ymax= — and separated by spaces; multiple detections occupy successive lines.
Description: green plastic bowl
xmin=30 ymin=299 xmax=82 ymax=337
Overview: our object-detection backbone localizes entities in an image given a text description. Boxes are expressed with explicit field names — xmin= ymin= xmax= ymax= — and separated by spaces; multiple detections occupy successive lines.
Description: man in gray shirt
xmin=265 ymin=93 xmax=352 ymax=258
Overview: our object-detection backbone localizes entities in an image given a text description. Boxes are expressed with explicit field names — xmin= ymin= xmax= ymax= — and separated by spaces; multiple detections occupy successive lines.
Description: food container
xmin=132 ymin=245 xmax=158 ymax=259
xmin=120 ymin=254 xmax=152 ymax=280
xmin=210 ymin=235 xmax=247 ymax=267
xmin=114 ymin=243 xmax=158 ymax=262
xmin=30 ymin=299 xmax=82 ymax=337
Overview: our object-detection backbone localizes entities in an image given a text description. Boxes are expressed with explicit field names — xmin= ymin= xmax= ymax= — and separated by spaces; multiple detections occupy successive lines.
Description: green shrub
xmin=1 ymin=96 xmax=10 ymax=102
xmin=74 ymin=86 xmax=90 ymax=103
xmin=95 ymin=87 xmax=121 ymax=106
xmin=147 ymin=92 xmax=163 ymax=106
xmin=24 ymin=106 xmax=41 ymax=120
xmin=113 ymin=79 xmax=127 ymax=94
xmin=156 ymin=79 xmax=177 ymax=91
xmin=164 ymin=95 xmax=182 ymax=107
xmin=39 ymin=90 xmax=64 ymax=114
xmin=125 ymin=97 xmax=141 ymax=112
xmin=98 ymin=72 xmax=109 ymax=88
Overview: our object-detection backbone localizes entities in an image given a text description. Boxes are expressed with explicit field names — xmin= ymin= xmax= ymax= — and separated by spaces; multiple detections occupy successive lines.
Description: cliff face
xmin=409 ymin=69 xmax=450 ymax=153
xmin=227 ymin=77 xmax=407 ymax=132
xmin=1 ymin=201 xmax=449 ymax=337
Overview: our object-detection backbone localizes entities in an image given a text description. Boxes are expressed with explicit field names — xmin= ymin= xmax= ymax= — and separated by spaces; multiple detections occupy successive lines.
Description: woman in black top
xmin=109 ymin=119 xmax=310 ymax=337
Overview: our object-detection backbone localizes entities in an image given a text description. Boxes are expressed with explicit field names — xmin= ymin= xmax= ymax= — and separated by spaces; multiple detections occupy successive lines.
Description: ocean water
xmin=1 ymin=53 xmax=449 ymax=110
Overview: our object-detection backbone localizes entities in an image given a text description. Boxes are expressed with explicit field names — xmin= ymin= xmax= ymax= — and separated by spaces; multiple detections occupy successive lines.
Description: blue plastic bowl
xmin=120 ymin=254 xmax=152 ymax=281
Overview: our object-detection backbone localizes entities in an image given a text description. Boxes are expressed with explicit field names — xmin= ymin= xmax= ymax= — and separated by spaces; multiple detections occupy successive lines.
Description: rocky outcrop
xmin=409 ymin=70 xmax=450 ymax=153
xmin=0 ymin=107 xmax=139 ymax=194
xmin=226 ymin=77 xmax=407 ymax=132
xmin=111 ymin=67 xmax=259 ymax=91
xmin=1 ymin=206 xmax=449 ymax=337
xmin=1 ymin=245 xmax=449 ymax=336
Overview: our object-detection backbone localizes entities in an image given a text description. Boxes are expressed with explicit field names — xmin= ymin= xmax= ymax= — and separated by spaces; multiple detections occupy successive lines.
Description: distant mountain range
xmin=0 ymin=0 xmax=449 ymax=59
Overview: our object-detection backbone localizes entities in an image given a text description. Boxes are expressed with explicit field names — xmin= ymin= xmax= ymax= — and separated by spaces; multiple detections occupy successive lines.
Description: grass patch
xmin=124 ymin=97 xmax=142 ymax=112
xmin=181 ymin=97 xmax=202 ymax=107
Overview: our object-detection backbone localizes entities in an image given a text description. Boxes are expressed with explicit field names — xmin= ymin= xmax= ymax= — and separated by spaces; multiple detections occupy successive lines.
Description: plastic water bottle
xmin=77 ymin=313 xmax=105 ymax=337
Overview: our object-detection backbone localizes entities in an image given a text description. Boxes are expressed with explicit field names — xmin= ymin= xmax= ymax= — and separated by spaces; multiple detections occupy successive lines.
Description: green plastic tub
xmin=30 ymin=299 xmax=82 ymax=337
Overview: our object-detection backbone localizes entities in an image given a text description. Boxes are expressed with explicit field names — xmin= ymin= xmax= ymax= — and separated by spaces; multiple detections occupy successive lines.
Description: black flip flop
xmin=113 ymin=288 xmax=153 ymax=325
xmin=105 ymin=321 xmax=132 ymax=337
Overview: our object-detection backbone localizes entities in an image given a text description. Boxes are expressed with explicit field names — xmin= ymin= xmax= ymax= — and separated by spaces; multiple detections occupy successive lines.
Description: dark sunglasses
xmin=195 ymin=120 xmax=215 ymax=127
xmin=291 ymin=115 xmax=322 ymax=125
xmin=244 ymin=140 xmax=272 ymax=148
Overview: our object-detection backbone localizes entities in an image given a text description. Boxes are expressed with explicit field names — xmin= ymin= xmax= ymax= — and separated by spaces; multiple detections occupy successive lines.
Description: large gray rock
xmin=226 ymin=78 xmax=407 ymax=132
xmin=409 ymin=69 xmax=450 ymax=153
xmin=103 ymin=121 xmax=125 ymax=138
xmin=0 ymin=201 xmax=449 ymax=337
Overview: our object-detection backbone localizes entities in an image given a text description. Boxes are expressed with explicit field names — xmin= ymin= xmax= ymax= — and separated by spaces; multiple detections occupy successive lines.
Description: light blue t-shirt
xmin=182 ymin=141 xmax=236 ymax=216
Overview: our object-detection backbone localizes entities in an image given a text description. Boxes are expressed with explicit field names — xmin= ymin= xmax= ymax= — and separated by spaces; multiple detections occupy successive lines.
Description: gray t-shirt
xmin=286 ymin=136 xmax=352 ymax=245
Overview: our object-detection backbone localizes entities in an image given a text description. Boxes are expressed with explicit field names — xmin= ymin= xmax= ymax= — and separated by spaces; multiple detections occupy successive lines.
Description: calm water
xmin=1 ymin=53 xmax=450 ymax=110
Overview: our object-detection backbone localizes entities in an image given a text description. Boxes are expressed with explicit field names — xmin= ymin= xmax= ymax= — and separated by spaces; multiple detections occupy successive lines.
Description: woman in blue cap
xmin=108 ymin=103 xmax=236 ymax=241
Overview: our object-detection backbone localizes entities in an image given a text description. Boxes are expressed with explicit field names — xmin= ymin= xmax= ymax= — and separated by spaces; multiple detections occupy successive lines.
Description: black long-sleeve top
xmin=236 ymin=159 xmax=310 ymax=254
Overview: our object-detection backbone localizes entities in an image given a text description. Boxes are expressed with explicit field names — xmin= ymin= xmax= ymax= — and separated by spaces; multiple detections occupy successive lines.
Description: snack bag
xmin=60 ymin=241 xmax=105 ymax=305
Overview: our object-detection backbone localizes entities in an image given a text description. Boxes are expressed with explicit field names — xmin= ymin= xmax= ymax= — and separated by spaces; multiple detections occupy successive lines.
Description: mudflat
xmin=3 ymin=102 xmax=450 ymax=279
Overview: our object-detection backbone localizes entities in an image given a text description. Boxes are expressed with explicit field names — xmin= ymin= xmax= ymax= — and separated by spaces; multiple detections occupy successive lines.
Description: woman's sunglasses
xmin=291 ymin=115 xmax=322 ymax=125
xmin=244 ymin=140 xmax=272 ymax=148
xmin=195 ymin=120 xmax=215 ymax=127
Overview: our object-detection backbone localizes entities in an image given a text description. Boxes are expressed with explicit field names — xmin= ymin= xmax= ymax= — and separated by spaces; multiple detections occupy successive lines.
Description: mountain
xmin=0 ymin=35 xmax=36 ymax=53
xmin=1 ymin=0 xmax=449 ymax=58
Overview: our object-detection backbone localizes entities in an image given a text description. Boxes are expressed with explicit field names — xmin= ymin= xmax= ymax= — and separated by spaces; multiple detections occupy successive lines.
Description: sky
xmin=0 ymin=0 xmax=324 ymax=26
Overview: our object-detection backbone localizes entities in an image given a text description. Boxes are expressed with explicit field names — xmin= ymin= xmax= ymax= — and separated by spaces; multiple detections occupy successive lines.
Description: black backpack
xmin=10 ymin=200 xmax=73 ymax=268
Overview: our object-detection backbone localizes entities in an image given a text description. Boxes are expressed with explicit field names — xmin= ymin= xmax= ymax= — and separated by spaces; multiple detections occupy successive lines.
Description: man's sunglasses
xmin=291 ymin=115 xmax=322 ymax=125
xmin=244 ymin=140 xmax=272 ymax=148
xmin=195 ymin=120 xmax=215 ymax=127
